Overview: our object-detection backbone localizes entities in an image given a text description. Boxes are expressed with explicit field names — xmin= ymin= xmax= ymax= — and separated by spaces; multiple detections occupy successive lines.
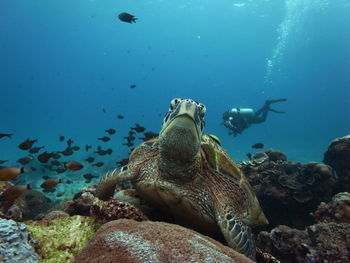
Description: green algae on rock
xmin=26 ymin=215 xmax=101 ymax=263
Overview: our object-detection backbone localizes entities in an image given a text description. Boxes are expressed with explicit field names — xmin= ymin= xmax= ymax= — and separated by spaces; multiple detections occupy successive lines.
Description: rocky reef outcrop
xmin=64 ymin=191 xmax=148 ymax=223
xmin=256 ymin=191 xmax=350 ymax=263
xmin=324 ymin=135 xmax=350 ymax=192
xmin=240 ymin=151 xmax=336 ymax=229
xmin=74 ymin=219 xmax=254 ymax=263
xmin=0 ymin=181 xmax=53 ymax=221
xmin=0 ymin=218 xmax=39 ymax=263
xmin=312 ymin=192 xmax=350 ymax=223
xmin=256 ymin=222 xmax=350 ymax=263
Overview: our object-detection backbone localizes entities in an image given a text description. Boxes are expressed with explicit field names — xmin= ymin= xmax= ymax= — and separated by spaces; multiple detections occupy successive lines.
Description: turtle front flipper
xmin=95 ymin=166 xmax=134 ymax=201
xmin=217 ymin=214 xmax=256 ymax=260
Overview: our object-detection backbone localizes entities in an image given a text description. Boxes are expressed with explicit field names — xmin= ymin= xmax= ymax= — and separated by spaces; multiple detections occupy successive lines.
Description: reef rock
xmin=26 ymin=215 xmax=101 ymax=263
xmin=65 ymin=191 xmax=148 ymax=223
xmin=0 ymin=181 xmax=53 ymax=221
xmin=0 ymin=181 xmax=27 ymax=221
xmin=312 ymin=192 xmax=350 ymax=223
xmin=324 ymin=135 xmax=350 ymax=191
xmin=0 ymin=218 xmax=39 ymax=263
xmin=256 ymin=223 xmax=350 ymax=263
xmin=74 ymin=219 xmax=254 ymax=263
xmin=240 ymin=158 xmax=336 ymax=229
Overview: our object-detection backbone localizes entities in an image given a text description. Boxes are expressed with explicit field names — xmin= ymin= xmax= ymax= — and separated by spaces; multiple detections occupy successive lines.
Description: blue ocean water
xmin=1 ymin=0 xmax=349 ymax=197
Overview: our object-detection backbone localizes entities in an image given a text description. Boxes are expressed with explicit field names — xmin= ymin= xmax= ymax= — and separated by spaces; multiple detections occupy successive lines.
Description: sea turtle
xmin=96 ymin=98 xmax=268 ymax=260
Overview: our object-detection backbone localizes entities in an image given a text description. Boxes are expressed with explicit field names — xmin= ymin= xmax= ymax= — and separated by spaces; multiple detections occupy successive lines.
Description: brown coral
xmin=90 ymin=199 xmax=148 ymax=223
xmin=256 ymin=223 xmax=350 ymax=263
xmin=324 ymin=135 xmax=350 ymax=192
xmin=241 ymin=158 xmax=336 ymax=229
xmin=64 ymin=192 xmax=148 ymax=223
xmin=312 ymin=192 xmax=350 ymax=223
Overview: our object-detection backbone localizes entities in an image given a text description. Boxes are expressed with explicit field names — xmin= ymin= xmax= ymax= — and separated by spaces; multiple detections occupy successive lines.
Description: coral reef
xmin=26 ymin=215 xmax=101 ymax=263
xmin=0 ymin=181 xmax=54 ymax=221
xmin=0 ymin=181 xmax=26 ymax=221
xmin=90 ymin=198 xmax=148 ymax=223
xmin=65 ymin=191 xmax=148 ymax=223
xmin=256 ymin=222 xmax=350 ymax=263
xmin=0 ymin=218 xmax=39 ymax=263
xmin=74 ymin=219 xmax=254 ymax=263
xmin=312 ymin=192 xmax=350 ymax=223
xmin=240 ymin=153 xmax=336 ymax=229
xmin=22 ymin=189 xmax=54 ymax=220
xmin=324 ymin=135 xmax=350 ymax=192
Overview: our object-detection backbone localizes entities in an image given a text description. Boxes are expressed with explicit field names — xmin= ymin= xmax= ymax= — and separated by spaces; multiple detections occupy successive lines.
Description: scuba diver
xmin=222 ymin=98 xmax=287 ymax=136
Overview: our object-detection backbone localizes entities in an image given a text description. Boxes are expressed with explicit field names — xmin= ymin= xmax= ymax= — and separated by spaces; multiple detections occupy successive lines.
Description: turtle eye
xmin=198 ymin=104 xmax=206 ymax=118
xmin=170 ymin=98 xmax=180 ymax=110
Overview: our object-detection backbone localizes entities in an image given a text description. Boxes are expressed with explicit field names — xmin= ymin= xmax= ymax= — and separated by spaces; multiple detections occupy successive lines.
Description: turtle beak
xmin=160 ymin=100 xmax=202 ymax=141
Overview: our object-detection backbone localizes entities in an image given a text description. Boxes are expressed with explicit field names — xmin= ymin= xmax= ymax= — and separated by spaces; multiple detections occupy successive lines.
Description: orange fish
xmin=40 ymin=179 xmax=62 ymax=189
xmin=0 ymin=166 xmax=30 ymax=181
xmin=0 ymin=184 xmax=31 ymax=201
xmin=64 ymin=161 xmax=83 ymax=171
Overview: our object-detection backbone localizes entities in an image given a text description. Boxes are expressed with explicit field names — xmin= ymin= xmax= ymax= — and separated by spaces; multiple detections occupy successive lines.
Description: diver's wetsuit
xmin=223 ymin=98 xmax=286 ymax=136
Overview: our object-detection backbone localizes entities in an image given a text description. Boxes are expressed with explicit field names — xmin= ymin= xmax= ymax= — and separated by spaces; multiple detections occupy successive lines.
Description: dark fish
xmin=123 ymin=142 xmax=134 ymax=147
xmin=71 ymin=146 xmax=80 ymax=151
xmin=38 ymin=152 xmax=56 ymax=163
xmin=252 ymin=143 xmax=264 ymax=149
xmin=246 ymin=153 xmax=252 ymax=160
xmin=130 ymin=84 xmax=136 ymax=89
xmin=0 ymin=166 xmax=30 ymax=181
xmin=0 ymin=133 xmax=13 ymax=139
xmin=59 ymin=136 xmax=65 ymax=142
xmin=61 ymin=147 xmax=74 ymax=156
xmin=17 ymin=156 xmax=33 ymax=165
xmin=64 ymin=161 xmax=84 ymax=171
xmin=132 ymin=123 xmax=145 ymax=133
xmin=18 ymin=139 xmax=37 ymax=150
xmin=105 ymin=128 xmax=116 ymax=135
xmin=42 ymin=175 xmax=51 ymax=180
xmin=56 ymin=192 xmax=65 ymax=197
xmin=0 ymin=160 xmax=8 ymax=164
xmin=29 ymin=146 xmax=45 ymax=154
xmin=140 ymin=131 xmax=158 ymax=141
xmin=0 ymin=184 xmax=31 ymax=201
xmin=102 ymin=108 xmax=106 ymax=113
xmin=85 ymin=157 xmax=95 ymax=163
xmin=98 ymin=136 xmax=110 ymax=142
xmin=85 ymin=145 xmax=92 ymax=151
xmin=41 ymin=179 xmax=61 ymax=189
xmin=116 ymin=158 xmax=129 ymax=167
xmin=118 ymin=12 xmax=138 ymax=23
xmin=83 ymin=173 xmax=98 ymax=180
xmin=92 ymin=162 xmax=104 ymax=167
xmin=67 ymin=138 xmax=73 ymax=147
xmin=94 ymin=148 xmax=112 ymax=156
xmin=116 ymin=115 xmax=124 ymax=119
xmin=66 ymin=180 xmax=73 ymax=184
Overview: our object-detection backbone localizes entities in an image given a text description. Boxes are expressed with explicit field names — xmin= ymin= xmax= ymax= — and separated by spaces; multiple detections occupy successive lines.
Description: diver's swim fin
xmin=265 ymin=98 xmax=287 ymax=113
xmin=265 ymin=98 xmax=287 ymax=105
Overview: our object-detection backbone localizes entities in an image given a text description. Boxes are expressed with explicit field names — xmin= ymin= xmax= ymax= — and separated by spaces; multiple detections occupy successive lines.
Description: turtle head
xmin=159 ymin=98 xmax=206 ymax=173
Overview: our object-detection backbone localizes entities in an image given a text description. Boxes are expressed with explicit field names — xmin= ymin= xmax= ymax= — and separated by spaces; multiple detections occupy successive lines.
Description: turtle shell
xmin=200 ymin=134 xmax=268 ymax=227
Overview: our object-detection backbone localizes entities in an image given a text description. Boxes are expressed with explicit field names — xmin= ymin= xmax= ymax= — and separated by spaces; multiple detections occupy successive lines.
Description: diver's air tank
xmin=229 ymin=108 xmax=254 ymax=117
